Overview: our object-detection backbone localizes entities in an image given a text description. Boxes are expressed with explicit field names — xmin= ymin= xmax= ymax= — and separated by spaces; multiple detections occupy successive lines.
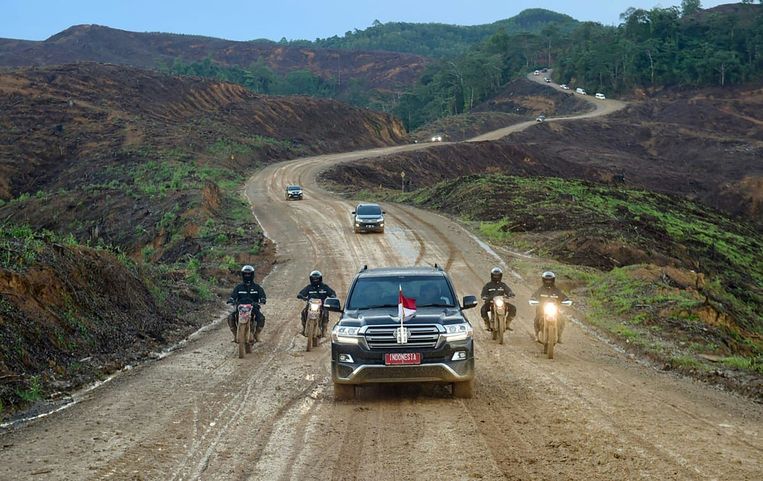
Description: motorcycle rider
xmin=530 ymin=271 xmax=570 ymax=343
xmin=480 ymin=267 xmax=516 ymax=331
xmin=297 ymin=270 xmax=337 ymax=336
xmin=227 ymin=265 xmax=267 ymax=342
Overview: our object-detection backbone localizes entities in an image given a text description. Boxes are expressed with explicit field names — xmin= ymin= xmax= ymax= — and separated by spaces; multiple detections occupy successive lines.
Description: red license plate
xmin=385 ymin=353 xmax=421 ymax=365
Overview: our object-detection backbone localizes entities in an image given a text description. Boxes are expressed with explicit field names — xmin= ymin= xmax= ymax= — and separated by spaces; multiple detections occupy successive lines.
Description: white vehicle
xmin=543 ymin=77 xmax=551 ymax=83
xmin=595 ymin=92 xmax=606 ymax=100
xmin=560 ymin=84 xmax=570 ymax=90
xmin=536 ymin=115 xmax=546 ymax=123
xmin=575 ymin=88 xmax=587 ymax=95
xmin=431 ymin=134 xmax=443 ymax=142
xmin=533 ymin=70 xmax=540 ymax=76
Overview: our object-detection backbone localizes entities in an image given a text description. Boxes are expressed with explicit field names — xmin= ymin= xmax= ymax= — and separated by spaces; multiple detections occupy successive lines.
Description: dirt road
xmin=0 ymin=85 xmax=761 ymax=481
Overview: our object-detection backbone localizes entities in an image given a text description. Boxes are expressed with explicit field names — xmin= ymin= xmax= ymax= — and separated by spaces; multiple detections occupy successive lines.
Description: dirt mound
xmin=0 ymin=24 xmax=428 ymax=92
xmin=0 ymin=63 xmax=406 ymax=199
xmin=472 ymin=78 xmax=591 ymax=116
xmin=0 ymin=229 xmax=200 ymax=415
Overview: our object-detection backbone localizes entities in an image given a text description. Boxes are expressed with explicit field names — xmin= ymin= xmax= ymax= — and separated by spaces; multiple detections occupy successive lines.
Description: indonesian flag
xmin=398 ymin=285 xmax=416 ymax=322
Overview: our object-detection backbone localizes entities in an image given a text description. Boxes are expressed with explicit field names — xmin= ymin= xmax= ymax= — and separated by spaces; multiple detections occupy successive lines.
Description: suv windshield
xmin=347 ymin=275 xmax=455 ymax=310
xmin=356 ymin=205 xmax=381 ymax=216
xmin=287 ymin=185 xmax=301 ymax=191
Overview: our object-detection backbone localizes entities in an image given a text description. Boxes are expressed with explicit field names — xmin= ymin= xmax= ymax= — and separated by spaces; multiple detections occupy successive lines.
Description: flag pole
xmin=399 ymin=284 xmax=407 ymax=343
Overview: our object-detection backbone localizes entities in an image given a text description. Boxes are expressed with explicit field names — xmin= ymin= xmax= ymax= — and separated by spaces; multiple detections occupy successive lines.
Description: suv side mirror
xmin=462 ymin=295 xmax=478 ymax=309
xmin=382 ymin=211 xmax=386 ymax=214
xmin=324 ymin=297 xmax=342 ymax=312
xmin=351 ymin=211 xmax=356 ymax=215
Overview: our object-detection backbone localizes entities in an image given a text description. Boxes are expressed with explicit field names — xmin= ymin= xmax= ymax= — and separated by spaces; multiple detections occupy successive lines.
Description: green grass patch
xmin=16 ymin=375 xmax=42 ymax=403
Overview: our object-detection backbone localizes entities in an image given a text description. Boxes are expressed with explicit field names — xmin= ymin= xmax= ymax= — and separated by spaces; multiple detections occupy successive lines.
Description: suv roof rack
xmin=359 ymin=264 xmax=368 ymax=272
xmin=433 ymin=263 xmax=443 ymax=271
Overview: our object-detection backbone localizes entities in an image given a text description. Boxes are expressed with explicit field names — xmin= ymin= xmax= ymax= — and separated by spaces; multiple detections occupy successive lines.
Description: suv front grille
xmin=364 ymin=325 xmax=439 ymax=349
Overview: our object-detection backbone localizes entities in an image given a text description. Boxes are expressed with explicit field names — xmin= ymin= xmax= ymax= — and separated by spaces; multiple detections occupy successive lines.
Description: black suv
xmin=324 ymin=266 xmax=477 ymax=400
xmin=352 ymin=203 xmax=385 ymax=233
xmin=285 ymin=185 xmax=303 ymax=200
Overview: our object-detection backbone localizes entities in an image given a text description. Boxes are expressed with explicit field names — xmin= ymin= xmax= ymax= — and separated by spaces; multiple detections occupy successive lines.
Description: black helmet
xmin=309 ymin=270 xmax=322 ymax=286
xmin=490 ymin=267 xmax=503 ymax=283
xmin=241 ymin=265 xmax=255 ymax=284
xmin=542 ymin=271 xmax=556 ymax=287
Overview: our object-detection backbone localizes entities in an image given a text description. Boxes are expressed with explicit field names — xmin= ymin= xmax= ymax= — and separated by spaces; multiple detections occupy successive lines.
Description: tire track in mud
xmin=166 ymin=309 xmax=302 ymax=481
xmin=391 ymin=205 xmax=455 ymax=269
xmin=388 ymin=213 xmax=428 ymax=265
xmin=231 ymin=379 xmax=321 ymax=481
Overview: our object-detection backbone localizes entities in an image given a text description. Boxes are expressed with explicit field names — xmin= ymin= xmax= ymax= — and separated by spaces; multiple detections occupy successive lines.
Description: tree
xmin=681 ymin=0 xmax=702 ymax=17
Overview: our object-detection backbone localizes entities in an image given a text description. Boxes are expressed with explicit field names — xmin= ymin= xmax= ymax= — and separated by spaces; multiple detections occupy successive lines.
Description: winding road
xmin=0 ymin=77 xmax=760 ymax=481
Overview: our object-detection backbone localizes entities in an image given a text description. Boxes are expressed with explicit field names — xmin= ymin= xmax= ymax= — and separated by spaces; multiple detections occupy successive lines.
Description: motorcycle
xmin=305 ymin=298 xmax=324 ymax=351
xmin=489 ymin=295 xmax=513 ymax=344
xmin=529 ymin=298 xmax=572 ymax=359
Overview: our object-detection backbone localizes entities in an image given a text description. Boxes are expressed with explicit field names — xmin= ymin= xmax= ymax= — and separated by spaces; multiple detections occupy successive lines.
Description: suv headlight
xmin=443 ymin=323 xmax=473 ymax=342
xmin=332 ymin=326 xmax=360 ymax=344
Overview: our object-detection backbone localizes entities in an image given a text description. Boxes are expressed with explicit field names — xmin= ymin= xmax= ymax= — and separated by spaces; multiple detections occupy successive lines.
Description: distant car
xmin=595 ymin=92 xmax=606 ymax=100
xmin=533 ymin=70 xmax=540 ymax=76
xmin=541 ymin=68 xmax=548 ymax=73
xmin=575 ymin=88 xmax=587 ymax=95
xmin=536 ymin=115 xmax=546 ymax=123
xmin=352 ymin=203 xmax=385 ymax=234
xmin=431 ymin=134 xmax=443 ymax=142
xmin=285 ymin=185 xmax=303 ymax=200
xmin=543 ymin=77 xmax=551 ymax=83
xmin=560 ymin=84 xmax=570 ymax=90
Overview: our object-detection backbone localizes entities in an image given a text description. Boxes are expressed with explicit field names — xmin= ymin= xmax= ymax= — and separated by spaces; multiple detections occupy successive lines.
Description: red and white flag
xmin=398 ymin=285 xmax=416 ymax=322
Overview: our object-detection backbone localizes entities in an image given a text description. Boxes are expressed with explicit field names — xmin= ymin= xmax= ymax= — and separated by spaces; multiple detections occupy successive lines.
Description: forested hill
xmin=290 ymin=9 xmax=579 ymax=58
xmin=396 ymin=3 xmax=763 ymax=129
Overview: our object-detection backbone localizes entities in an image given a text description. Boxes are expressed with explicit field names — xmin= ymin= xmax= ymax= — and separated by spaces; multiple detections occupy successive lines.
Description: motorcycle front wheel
xmin=306 ymin=319 xmax=315 ymax=352
xmin=237 ymin=323 xmax=248 ymax=359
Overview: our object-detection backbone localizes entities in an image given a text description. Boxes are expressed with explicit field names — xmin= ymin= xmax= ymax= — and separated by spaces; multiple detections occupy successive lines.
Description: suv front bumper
xmin=331 ymin=339 xmax=474 ymax=385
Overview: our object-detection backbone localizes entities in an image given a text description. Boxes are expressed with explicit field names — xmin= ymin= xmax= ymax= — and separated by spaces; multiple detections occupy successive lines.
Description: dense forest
xmin=395 ymin=3 xmax=763 ymax=128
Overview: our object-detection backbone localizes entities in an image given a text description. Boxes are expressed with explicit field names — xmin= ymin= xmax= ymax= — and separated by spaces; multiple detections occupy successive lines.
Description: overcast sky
xmin=3 ymin=0 xmax=732 ymax=42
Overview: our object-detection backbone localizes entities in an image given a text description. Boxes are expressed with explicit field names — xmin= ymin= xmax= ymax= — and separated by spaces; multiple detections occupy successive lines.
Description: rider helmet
xmin=542 ymin=271 xmax=556 ymax=287
xmin=309 ymin=270 xmax=322 ymax=286
xmin=490 ymin=267 xmax=503 ymax=283
xmin=241 ymin=265 xmax=255 ymax=284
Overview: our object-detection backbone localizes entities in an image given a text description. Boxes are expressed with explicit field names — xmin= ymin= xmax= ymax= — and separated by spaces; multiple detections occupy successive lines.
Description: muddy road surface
xmin=0 ymin=89 xmax=761 ymax=481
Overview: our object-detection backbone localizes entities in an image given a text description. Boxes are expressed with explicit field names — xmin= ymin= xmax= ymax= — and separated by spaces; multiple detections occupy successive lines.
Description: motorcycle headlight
xmin=332 ymin=326 xmax=360 ymax=344
xmin=543 ymin=303 xmax=558 ymax=317
xmin=494 ymin=297 xmax=505 ymax=307
xmin=443 ymin=323 xmax=473 ymax=342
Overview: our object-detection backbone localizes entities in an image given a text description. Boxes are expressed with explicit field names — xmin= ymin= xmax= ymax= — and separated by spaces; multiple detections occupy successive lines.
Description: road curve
xmin=0 ymin=77 xmax=760 ymax=481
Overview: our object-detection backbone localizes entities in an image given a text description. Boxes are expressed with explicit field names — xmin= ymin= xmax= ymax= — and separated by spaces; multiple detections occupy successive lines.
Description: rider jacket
xmin=229 ymin=282 xmax=266 ymax=307
xmin=481 ymin=281 xmax=515 ymax=302
xmin=297 ymin=282 xmax=337 ymax=301
xmin=529 ymin=286 xmax=569 ymax=305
